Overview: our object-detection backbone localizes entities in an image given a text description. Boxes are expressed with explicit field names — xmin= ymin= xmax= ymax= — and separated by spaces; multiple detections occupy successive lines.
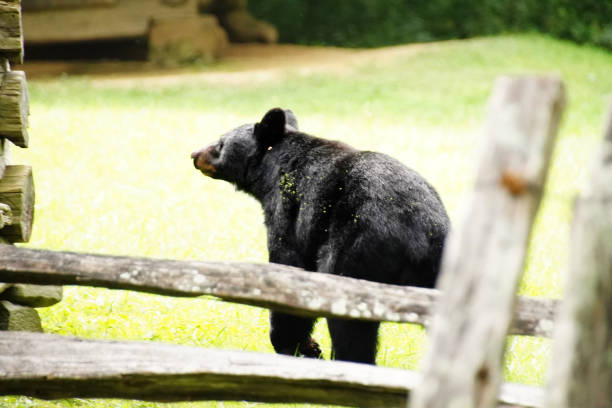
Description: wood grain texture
xmin=411 ymin=76 xmax=565 ymax=408
xmin=0 ymin=70 xmax=29 ymax=147
xmin=0 ymin=165 xmax=34 ymax=242
xmin=0 ymin=331 xmax=544 ymax=407
xmin=0 ymin=1 xmax=23 ymax=64
xmin=545 ymin=99 xmax=612 ymax=408
xmin=0 ymin=245 xmax=557 ymax=336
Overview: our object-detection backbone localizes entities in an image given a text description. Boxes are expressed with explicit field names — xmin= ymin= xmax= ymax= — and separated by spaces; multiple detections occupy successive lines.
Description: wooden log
xmin=411 ymin=76 xmax=565 ymax=408
xmin=0 ymin=1 xmax=23 ymax=65
xmin=0 ymin=331 xmax=544 ymax=407
xmin=0 ymin=70 xmax=29 ymax=148
xmin=0 ymin=245 xmax=557 ymax=337
xmin=22 ymin=0 xmax=118 ymax=12
xmin=0 ymin=165 xmax=34 ymax=243
xmin=22 ymin=0 xmax=198 ymax=43
xmin=544 ymin=99 xmax=612 ymax=408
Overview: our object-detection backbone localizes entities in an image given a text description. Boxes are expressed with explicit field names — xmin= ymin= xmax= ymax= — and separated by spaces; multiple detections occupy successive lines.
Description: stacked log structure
xmin=22 ymin=0 xmax=278 ymax=66
xmin=199 ymin=0 xmax=278 ymax=43
xmin=0 ymin=0 xmax=62 ymax=332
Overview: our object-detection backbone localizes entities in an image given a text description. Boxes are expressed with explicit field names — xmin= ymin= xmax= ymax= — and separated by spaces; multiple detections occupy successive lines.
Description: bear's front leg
xmin=269 ymin=311 xmax=321 ymax=358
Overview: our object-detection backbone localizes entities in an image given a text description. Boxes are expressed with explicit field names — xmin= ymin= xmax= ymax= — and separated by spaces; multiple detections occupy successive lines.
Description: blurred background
xmin=20 ymin=0 xmax=612 ymax=64
xmin=250 ymin=0 xmax=612 ymax=49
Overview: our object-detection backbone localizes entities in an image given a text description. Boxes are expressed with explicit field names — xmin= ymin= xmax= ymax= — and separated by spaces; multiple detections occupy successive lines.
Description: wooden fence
xmin=2 ymin=2 xmax=612 ymax=407
xmin=0 ymin=0 xmax=63 ymax=333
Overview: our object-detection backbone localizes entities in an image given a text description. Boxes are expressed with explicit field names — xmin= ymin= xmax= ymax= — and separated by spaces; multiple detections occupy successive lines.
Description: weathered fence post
xmin=411 ymin=76 xmax=565 ymax=408
xmin=544 ymin=99 xmax=612 ymax=408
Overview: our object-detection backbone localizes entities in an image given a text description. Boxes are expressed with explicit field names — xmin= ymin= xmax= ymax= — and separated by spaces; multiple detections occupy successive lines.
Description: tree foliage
xmin=248 ymin=0 xmax=612 ymax=49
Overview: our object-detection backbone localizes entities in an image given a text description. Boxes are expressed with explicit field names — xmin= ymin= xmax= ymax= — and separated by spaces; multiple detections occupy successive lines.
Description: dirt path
xmin=18 ymin=43 xmax=430 ymax=86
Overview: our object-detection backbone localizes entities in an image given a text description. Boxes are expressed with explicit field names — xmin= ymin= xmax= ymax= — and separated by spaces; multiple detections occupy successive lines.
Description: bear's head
xmin=191 ymin=108 xmax=298 ymax=186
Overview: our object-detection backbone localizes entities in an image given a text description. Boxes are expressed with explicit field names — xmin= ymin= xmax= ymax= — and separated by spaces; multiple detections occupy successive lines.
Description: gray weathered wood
xmin=0 ymin=245 xmax=557 ymax=336
xmin=0 ymin=165 xmax=34 ymax=242
xmin=544 ymin=99 xmax=612 ymax=408
xmin=0 ymin=69 xmax=29 ymax=147
xmin=0 ymin=70 xmax=29 ymax=147
xmin=0 ymin=1 xmax=23 ymax=65
xmin=0 ymin=331 xmax=544 ymax=407
xmin=411 ymin=76 xmax=565 ymax=408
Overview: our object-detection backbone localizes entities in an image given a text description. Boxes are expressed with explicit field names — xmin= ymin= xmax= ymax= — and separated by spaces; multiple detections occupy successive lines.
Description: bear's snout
xmin=191 ymin=150 xmax=202 ymax=169
xmin=190 ymin=150 xmax=200 ymax=164
xmin=191 ymin=146 xmax=218 ymax=177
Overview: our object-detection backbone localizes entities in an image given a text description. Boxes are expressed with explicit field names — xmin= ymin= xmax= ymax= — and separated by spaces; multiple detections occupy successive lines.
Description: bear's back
xmin=279 ymin=141 xmax=448 ymax=286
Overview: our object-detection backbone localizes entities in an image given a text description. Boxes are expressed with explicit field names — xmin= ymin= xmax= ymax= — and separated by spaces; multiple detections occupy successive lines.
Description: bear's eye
xmin=218 ymin=141 xmax=224 ymax=151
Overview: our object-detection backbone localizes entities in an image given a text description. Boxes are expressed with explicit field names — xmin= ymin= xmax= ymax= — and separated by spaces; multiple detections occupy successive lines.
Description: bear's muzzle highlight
xmin=191 ymin=147 xmax=217 ymax=177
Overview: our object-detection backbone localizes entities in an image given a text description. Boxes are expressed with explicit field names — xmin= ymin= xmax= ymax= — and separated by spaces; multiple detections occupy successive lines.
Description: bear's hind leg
xmin=269 ymin=311 xmax=321 ymax=358
xmin=328 ymin=318 xmax=379 ymax=364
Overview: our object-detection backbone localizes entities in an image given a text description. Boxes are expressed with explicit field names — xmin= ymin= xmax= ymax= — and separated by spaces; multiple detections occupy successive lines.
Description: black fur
xmin=191 ymin=108 xmax=450 ymax=364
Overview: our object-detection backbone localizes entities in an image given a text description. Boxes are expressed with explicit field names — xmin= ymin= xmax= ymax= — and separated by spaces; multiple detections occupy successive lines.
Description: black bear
xmin=191 ymin=108 xmax=449 ymax=364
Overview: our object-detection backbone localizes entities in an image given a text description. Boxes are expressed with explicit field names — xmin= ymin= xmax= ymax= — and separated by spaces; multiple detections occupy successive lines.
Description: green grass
xmin=3 ymin=34 xmax=612 ymax=407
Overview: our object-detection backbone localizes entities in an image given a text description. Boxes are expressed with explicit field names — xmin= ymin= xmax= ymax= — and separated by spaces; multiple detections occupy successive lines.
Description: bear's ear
xmin=284 ymin=109 xmax=299 ymax=131
xmin=255 ymin=108 xmax=287 ymax=148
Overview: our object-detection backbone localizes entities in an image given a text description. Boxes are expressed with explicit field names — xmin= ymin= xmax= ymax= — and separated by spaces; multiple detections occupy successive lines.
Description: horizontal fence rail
xmin=0 ymin=331 xmax=545 ymax=408
xmin=0 ymin=245 xmax=556 ymax=337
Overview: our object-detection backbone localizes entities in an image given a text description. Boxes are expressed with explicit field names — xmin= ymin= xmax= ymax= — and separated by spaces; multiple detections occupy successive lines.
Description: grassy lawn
xmin=3 ymin=34 xmax=612 ymax=407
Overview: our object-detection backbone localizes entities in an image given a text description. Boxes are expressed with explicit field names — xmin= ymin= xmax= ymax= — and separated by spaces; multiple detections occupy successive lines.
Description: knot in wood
xmin=500 ymin=171 xmax=527 ymax=196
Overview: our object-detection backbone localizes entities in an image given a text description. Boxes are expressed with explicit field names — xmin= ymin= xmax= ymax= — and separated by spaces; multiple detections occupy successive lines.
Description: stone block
xmin=0 ymin=300 xmax=43 ymax=332
xmin=1 ymin=284 xmax=63 ymax=308
xmin=149 ymin=14 xmax=229 ymax=66
xmin=221 ymin=10 xmax=277 ymax=43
